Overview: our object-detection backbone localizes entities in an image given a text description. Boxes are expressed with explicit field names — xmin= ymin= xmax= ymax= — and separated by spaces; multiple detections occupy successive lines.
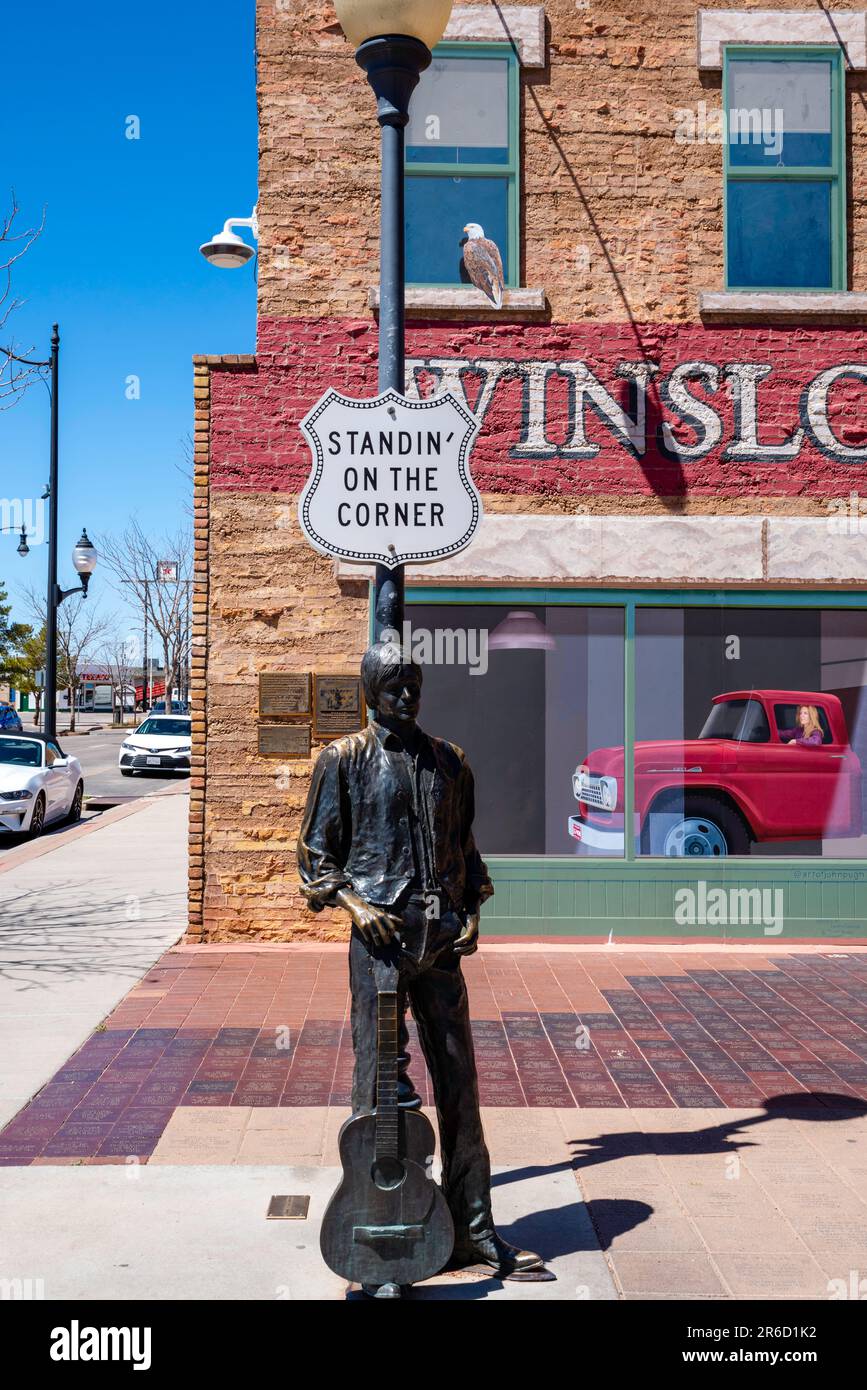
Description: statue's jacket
xmin=297 ymin=721 xmax=494 ymax=915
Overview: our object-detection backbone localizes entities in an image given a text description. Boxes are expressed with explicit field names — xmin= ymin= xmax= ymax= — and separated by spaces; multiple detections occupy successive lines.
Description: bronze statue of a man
xmin=298 ymin=641 xmax=544 ymax=1294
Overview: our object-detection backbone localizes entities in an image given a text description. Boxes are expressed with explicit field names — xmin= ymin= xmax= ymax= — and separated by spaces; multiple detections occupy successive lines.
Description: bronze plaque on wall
xmin=313 ymin=674 xmax=364 ymax=737
xmin=257 ymin=723 xmax=311 ymax=759
xmin=259 ymin=672 xmax=311 ymax=718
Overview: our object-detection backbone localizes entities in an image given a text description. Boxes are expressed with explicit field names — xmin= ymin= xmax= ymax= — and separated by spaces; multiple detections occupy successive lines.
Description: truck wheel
xmin=642 ymin=795 xmax=752 ymax=857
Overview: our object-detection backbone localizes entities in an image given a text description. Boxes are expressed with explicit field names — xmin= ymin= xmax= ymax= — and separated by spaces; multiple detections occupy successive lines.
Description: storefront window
xmin=408 ymin=604 xmax=625 ymax=856
xmin=404 ymin=595 xmax=867 ymax=872
xmin=634 ymin=606 xmax=867 ymax=859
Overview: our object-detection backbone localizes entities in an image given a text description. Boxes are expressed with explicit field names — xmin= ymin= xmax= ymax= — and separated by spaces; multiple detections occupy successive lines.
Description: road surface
xmin=0 ymin=729 xmax=187 ymax=854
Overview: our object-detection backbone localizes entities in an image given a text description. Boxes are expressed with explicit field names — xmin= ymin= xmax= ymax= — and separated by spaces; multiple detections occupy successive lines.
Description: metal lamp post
xmin=0 ymin=325 xmax=98 ymax=738
xmin=333 ymin=0 xmax=454 ymax=642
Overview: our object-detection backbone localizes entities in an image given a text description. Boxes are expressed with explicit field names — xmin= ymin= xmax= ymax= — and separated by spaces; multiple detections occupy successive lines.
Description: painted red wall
xmin=210 ymin=317 xmax=867 ymax=501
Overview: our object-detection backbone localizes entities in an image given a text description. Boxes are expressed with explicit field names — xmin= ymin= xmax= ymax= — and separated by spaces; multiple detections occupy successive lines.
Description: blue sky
xmin=0 ymin=1 xmax=257 ymax=631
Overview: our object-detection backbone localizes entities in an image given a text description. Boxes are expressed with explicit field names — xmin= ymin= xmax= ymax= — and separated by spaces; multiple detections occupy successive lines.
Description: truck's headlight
xmin=601 ymin=779 xmax=616 ymax=810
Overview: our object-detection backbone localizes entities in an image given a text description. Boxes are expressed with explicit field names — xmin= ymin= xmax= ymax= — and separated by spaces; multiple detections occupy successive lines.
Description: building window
xmin=724 ymin=45 xmax=846 ymax=291
xmin=404 ymin=44 xmax=519 ymax=288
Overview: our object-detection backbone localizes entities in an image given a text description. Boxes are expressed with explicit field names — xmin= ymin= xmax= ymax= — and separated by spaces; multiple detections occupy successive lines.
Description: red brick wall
xmin=210 ymin=316 xmax=867 ymax=504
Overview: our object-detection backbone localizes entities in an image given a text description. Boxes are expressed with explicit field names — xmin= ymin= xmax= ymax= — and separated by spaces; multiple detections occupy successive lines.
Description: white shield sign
xmin=298 ymin=388 xmax=482 ymax=569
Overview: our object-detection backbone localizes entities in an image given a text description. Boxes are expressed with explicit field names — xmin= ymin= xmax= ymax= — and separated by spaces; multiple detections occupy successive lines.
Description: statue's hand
xmin=336 ymin=888 xmax=401 ymax=946
xmin=454 ymin=912 xmax=480 ymax=957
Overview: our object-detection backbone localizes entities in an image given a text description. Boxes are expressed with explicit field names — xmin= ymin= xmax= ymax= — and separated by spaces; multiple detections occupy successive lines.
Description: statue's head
xmin=361 ymin=640 xmax=423 ymax=727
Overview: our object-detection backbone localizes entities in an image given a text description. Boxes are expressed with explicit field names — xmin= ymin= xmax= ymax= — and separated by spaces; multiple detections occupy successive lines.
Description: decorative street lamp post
xmin=0 ymin=324 xmax=99 ymax=741
xmin=0 ymin=525 xmax=29 ymax=556
xmin=43 ymin=528 xmax=98 ymax=742
xmin=333 ymin=0 xmax=454 ymax=643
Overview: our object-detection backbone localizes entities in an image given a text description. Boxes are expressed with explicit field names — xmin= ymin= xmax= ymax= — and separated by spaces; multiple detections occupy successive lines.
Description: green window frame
xmin=404 ymin=41 xmax=520 ymax=289
xmin=364 ymin=585 xmax=867 ymax=941
xmin=723 ymin=44 xmax=847 ymax=292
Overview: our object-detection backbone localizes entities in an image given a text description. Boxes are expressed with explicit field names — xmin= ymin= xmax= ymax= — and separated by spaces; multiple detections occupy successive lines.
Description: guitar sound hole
xmin=372 ymin=1157 xmax=405 ymax=1190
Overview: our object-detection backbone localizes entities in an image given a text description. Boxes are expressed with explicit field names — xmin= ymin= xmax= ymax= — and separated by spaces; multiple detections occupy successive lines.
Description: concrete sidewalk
xmin=0 ymin=1162 xmax=613 ymax=1301
xmin=0 ymin=794 xmax=188 ymax=1128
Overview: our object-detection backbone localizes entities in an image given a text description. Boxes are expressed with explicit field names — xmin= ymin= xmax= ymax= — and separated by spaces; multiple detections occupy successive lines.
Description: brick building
xmin=190 ymin=1 xmax=867 ymax=943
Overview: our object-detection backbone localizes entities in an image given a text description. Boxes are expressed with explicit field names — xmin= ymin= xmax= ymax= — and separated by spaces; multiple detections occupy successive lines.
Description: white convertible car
xmin=0 ymin=733 xmax=84 ymax=837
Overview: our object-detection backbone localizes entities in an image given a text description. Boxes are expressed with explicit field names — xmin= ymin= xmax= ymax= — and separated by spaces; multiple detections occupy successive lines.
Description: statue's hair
xmin=360 ymin=640 xmax=423 ymax=710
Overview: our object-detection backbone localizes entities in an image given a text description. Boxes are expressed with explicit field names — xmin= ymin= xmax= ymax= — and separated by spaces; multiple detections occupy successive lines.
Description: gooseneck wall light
xmin=199 ymin=209 xmax=259 ymax=268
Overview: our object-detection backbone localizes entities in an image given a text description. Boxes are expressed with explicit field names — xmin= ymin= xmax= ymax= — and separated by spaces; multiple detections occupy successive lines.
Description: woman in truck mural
xmin=781 ymin=704 xmax=824 ymax=747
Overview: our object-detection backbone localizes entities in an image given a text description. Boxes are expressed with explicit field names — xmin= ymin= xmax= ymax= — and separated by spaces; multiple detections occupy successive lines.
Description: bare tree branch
xmin=98 ymin=634 xmax=139 ymax=723
xmin=96 ymin=521 xmax=193 ymax=707
xmin=19 ymin=584 xmax=118 ymax=732
xmin=0 ymin=190 xmax=47 ymax=409
xmin=175 ymin=433 xmax=194 ymax=519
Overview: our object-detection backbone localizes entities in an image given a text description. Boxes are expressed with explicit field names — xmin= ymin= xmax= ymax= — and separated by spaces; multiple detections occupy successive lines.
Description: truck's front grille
xmin=572 ymin=770 xmax=617 ymax=811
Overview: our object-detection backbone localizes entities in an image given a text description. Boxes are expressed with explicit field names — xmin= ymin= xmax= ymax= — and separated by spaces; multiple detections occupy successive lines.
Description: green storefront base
xmin=480 ymin=857 xmax=867 ymax=940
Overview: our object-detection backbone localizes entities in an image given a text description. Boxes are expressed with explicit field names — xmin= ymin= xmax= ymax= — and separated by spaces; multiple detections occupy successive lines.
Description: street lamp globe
xmin=17 ymin=527 xmax=29 ymax=557
xmin=72 ymin=529 xmax=98 ymax=593
xmin=333 ymin=0 xmax=453 ymax=48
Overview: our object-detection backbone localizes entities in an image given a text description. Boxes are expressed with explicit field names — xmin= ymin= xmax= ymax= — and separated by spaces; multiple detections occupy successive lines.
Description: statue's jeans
xmin=348 ymin=892 xmax=495 ymax=1245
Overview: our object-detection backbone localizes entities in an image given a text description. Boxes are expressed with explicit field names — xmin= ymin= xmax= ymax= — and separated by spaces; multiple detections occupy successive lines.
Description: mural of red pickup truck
xmin=569 ymin=690 xmax=863 ymax=857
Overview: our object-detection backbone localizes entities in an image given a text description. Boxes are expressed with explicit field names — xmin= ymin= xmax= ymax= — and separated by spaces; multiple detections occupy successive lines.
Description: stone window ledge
xmin=700 ymin=291 xmax=867 ymax=323
xmin=697 ymin=10 xmax=867 ymax=69
xmin=368 ymin=286 xmax=546 ymax=316
xmin=445 ymin=6 xmax=546 ymax=68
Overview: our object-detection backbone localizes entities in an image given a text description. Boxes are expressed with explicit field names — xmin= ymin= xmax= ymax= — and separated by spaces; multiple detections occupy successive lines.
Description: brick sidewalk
xmin=3 ymin=945 xmax=867 ymax=1165
xmin=4 ymin=943 xmax=867 ymax=1299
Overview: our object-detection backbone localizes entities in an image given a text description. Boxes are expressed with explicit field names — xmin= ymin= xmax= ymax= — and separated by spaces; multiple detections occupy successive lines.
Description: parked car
xmin=0 ymin=702 xmax=23 ymax=732
xmin=119 ymin=715 xmax=192 ymax=775
xmin=569 ymin=689 xmax=863 ymax=857
xmin=0 ymin=733 xmax=84 ymax=837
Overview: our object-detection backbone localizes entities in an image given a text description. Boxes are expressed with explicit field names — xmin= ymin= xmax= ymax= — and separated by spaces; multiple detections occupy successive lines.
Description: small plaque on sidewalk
xmin=267 ymin=1195 xmax=310 ymax=1220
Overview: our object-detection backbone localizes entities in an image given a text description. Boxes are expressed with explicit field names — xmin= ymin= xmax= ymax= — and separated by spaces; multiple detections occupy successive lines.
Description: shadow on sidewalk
xmin=490 ymin=1093 xmax=867 ymax=1255
xmin=0 ymin=880 xmax=184 ymax=989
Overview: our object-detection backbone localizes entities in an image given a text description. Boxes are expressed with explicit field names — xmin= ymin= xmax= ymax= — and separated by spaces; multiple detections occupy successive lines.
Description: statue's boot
xmin=361 ymin=1282 xmax=403 ymax=1298
xmin=447 ymin=1230 xmax=550 ymax=1277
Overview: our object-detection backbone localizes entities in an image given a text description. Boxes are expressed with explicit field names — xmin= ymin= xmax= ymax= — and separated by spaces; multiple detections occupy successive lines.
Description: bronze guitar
xmin=319 ymin=950 xmax=454 ymax=1286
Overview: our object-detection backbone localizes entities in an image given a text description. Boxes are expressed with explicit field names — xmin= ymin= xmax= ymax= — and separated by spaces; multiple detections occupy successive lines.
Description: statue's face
xmin=375 ymin=666 xmax=422 ymax=725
